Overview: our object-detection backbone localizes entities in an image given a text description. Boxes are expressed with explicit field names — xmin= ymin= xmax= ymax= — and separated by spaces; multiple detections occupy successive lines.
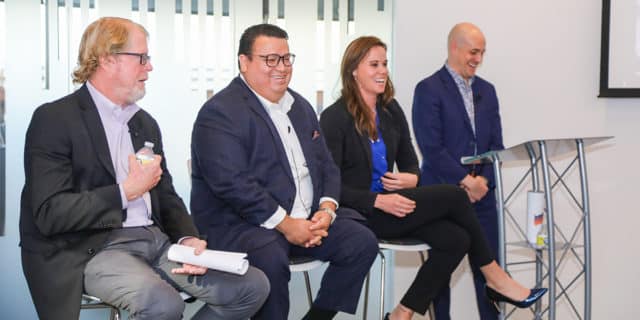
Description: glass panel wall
xmin=6 ymin=0 xmax=393 ymax=211
xmin=2 ymin=1 xmax=392 ymax=318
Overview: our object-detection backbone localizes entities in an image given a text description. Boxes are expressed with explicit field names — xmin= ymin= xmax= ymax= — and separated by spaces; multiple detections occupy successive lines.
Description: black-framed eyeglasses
xmin=115 ymin=52 xmax=151 ymax=65
xmin=255 ymin=53 xmax=296 ymax=67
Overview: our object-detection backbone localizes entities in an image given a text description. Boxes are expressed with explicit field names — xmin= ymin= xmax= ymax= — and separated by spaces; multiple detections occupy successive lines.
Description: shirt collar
xmin=240 ymin=74 xmax=294 ymax=114
xmin=445 ymin=61 xmax=475 ymax=88
xmin=86 ymin=81 xmax=140 ymax=124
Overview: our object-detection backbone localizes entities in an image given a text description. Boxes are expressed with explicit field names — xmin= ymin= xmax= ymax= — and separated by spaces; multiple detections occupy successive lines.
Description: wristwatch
xmin=319 ymin=207 xmax=337 ymax=225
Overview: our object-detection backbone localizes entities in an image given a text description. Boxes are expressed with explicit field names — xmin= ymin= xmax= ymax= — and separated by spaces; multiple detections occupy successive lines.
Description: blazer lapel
xmin=236 ymin=78 xmax=295 ymax=184
xmin=77 ymin=85 xmax=116 ymax=179
xmin=357 ymin=125 xmax=373 ymax=175
xmin=286 ymin=99 xmax=312 ymax=165
xmin=439 ymin=67 xmax=474 ymax=135
xmin=127 ymin=111 xmax=145 ymax=152
xmin=377 ymin=105 xmax=395 ymax=170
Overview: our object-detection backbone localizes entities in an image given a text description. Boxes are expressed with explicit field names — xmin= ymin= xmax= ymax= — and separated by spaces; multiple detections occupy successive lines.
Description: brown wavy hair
xmin=72 ymin=17 xmax=147 ymax=84
xmin=340 ymin=36 xmax=395 ymax=140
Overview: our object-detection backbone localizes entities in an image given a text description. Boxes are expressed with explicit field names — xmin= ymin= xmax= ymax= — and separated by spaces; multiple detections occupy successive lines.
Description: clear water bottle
xmin=136 ymin=141 xmax=155 ymax=165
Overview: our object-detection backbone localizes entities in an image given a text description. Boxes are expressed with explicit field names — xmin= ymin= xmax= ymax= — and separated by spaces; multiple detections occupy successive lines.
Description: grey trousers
xmin=83 ymin=226 xmax=269 ymax=320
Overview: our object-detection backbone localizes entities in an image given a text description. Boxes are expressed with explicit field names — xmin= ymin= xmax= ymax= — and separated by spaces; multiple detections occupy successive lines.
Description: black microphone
xmin=474 ymin=92 xmax=482 ymax=103
xmin=128 ymin=123 xmax=140 ymax=137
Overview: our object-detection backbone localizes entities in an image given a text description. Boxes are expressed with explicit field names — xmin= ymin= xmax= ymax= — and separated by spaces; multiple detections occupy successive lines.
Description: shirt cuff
xmin=177 ymin=236 xmax=196 ymax=244
xmin=118 ymin=184 xmax=129 ymax=210
xmin=260 ymin=206 xmax=287 ymax=229
xmin=319 ymin=197 xmax=339 ymax=209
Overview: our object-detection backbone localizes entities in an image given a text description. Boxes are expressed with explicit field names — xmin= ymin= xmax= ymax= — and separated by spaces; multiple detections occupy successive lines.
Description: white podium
xmin=462 ymin=136 xmax=612 ymax=320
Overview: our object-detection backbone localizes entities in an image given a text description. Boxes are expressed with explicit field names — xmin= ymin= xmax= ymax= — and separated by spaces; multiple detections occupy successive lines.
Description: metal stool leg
xmin=378 ymin=250 xmax=387 ymax=319
xmin=363 ymin=272 xmax=370 ymax=320
xmin=109 ymin=308 xmax=121 ymax=320
xmin=428 ymin=303 xmax=436 ymax=320
xmin=303 ymin=270 xmax=313 ymax=306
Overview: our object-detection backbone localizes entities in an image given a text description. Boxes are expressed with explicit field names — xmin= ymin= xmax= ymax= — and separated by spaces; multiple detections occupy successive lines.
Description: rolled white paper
xmin=526 ymin=191 xmax=545 ymax=245
xmin=168 ymin=244 xmax=249 ymax=275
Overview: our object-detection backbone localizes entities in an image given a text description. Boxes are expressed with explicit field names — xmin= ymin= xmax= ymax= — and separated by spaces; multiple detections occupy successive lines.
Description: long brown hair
xmin=340 ymin=36 xmax=395 ymax=139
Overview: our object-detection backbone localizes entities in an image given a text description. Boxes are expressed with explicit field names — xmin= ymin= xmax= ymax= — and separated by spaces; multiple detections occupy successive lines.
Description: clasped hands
xmin=276 ymin=209 xmax=334 ymax=248
xmin=374 ymin=172 xmax=418 ymax=218
xmin=460 ymin=174 xmax=489 ymax=203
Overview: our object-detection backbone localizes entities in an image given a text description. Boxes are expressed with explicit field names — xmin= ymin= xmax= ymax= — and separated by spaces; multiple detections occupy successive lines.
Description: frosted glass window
xmin=0 ymin=1 xmax=5 ymax=69
xmin=174 ymin=5 xmax=185 ymax=62
xmin=147 ymin=4 xmax=157 ymax=55
xmin=0 ymin=0 xmax=5 ymax=236
xmin=206 ymin=0 xmax=213 ymax=15
xmin=40 ymin=1 xmax=48 ymax=89
xmin=3 ymin=1 xmax=394 ymax=238
xmin=89 ymin=1 xmax=98 ymax=22
xmin=222 ymin=0 xmax=228 ymax=16
xmin=347 ymin=0 xmax=355 ymax=35
xmin=57 ymin=1 xmax=68 ymax=63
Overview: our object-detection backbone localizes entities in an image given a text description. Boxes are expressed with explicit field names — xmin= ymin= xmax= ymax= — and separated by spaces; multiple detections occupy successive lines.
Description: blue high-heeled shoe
xmin=486 ymin=286 xmax=548 ymax=309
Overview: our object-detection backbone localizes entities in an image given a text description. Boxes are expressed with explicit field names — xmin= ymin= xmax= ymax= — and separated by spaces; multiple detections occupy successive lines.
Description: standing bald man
xmin=412 ymin=22 xmax=504 ymax=320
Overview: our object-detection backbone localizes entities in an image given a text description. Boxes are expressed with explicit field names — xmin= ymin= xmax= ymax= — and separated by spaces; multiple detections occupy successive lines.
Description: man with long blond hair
xmin=20 ymin=17 xmax=268 ymax=320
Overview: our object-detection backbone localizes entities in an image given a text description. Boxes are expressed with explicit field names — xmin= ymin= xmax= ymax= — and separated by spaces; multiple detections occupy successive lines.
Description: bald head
xmin=446 ymin=22 xmax=486 ymax=80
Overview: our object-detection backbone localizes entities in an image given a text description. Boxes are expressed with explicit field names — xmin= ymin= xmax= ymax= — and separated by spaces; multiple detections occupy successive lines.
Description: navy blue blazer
xmin=190 ymin=77 xmax=362 ymax=252
xmin=412 ymin=66 xmax=504 ymax=211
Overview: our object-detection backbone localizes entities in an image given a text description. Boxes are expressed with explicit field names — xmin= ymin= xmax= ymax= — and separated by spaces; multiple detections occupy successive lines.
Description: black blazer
xmin=20 ymin=85 xmax=198 ymax=320
xmin=320 ymin=97 xmax=420 ymax=216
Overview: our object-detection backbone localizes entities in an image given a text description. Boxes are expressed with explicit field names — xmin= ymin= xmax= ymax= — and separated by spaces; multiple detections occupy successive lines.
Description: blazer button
xmin=87 ymin=248 xmax=95 ymax=255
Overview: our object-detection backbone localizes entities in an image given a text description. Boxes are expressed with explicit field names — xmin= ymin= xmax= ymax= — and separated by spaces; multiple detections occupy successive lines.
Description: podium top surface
xmin=461 ymin=136 xmax=613 ymax=164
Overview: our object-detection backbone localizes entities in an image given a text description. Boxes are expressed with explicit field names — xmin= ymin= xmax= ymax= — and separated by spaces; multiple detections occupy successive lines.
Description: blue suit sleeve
xmin=191 ymin=102 xmax=280 ymax=226
xmin=412 ymin=80 xmax=469 ymax=185
xmin=482 ymin=85 xmax=504 ymax=188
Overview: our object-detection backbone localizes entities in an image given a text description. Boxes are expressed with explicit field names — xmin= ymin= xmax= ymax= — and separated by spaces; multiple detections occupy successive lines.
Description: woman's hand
xmin=381 ymin=172 xmax=419 ymax=191
xmin=374 ymin=193 xmax=416 ymax=218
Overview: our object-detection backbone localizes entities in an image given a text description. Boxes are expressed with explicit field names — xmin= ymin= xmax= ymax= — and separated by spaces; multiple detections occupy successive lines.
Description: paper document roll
xmin=168 ymin=244 xmax=249 ymax=275
xmin=526 ymin=191 xmax=545 ymax=245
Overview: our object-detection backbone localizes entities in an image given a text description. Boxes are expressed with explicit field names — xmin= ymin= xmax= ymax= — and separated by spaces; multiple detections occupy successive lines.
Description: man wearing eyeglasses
xmin=190 ymin=23 xmax=378 ymax=320
xmin=20 ymin=17 xmax=269 ymax=320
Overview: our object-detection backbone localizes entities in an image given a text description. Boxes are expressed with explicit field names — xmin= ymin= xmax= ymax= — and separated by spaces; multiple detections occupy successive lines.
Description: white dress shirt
xmin=240 ymin=75 xmax=337 ymax=229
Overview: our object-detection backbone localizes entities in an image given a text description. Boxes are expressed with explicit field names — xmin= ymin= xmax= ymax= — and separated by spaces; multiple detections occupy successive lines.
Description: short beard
xmin=124 ymin=87 xmax=146 ymax=105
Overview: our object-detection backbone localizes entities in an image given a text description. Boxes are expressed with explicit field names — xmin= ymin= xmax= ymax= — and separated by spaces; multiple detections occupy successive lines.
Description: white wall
xmin=392 ymin=0 xmax=636 ymax=319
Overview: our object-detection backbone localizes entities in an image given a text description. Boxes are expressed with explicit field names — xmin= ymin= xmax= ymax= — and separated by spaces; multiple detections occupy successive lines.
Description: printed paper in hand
xmin=168 ymin=244 xmax=249 ymax=275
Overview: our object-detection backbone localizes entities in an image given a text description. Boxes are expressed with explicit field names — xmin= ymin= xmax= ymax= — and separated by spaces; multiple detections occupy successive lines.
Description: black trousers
xmin=367 ymin=184 xmax=494 ymax=314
